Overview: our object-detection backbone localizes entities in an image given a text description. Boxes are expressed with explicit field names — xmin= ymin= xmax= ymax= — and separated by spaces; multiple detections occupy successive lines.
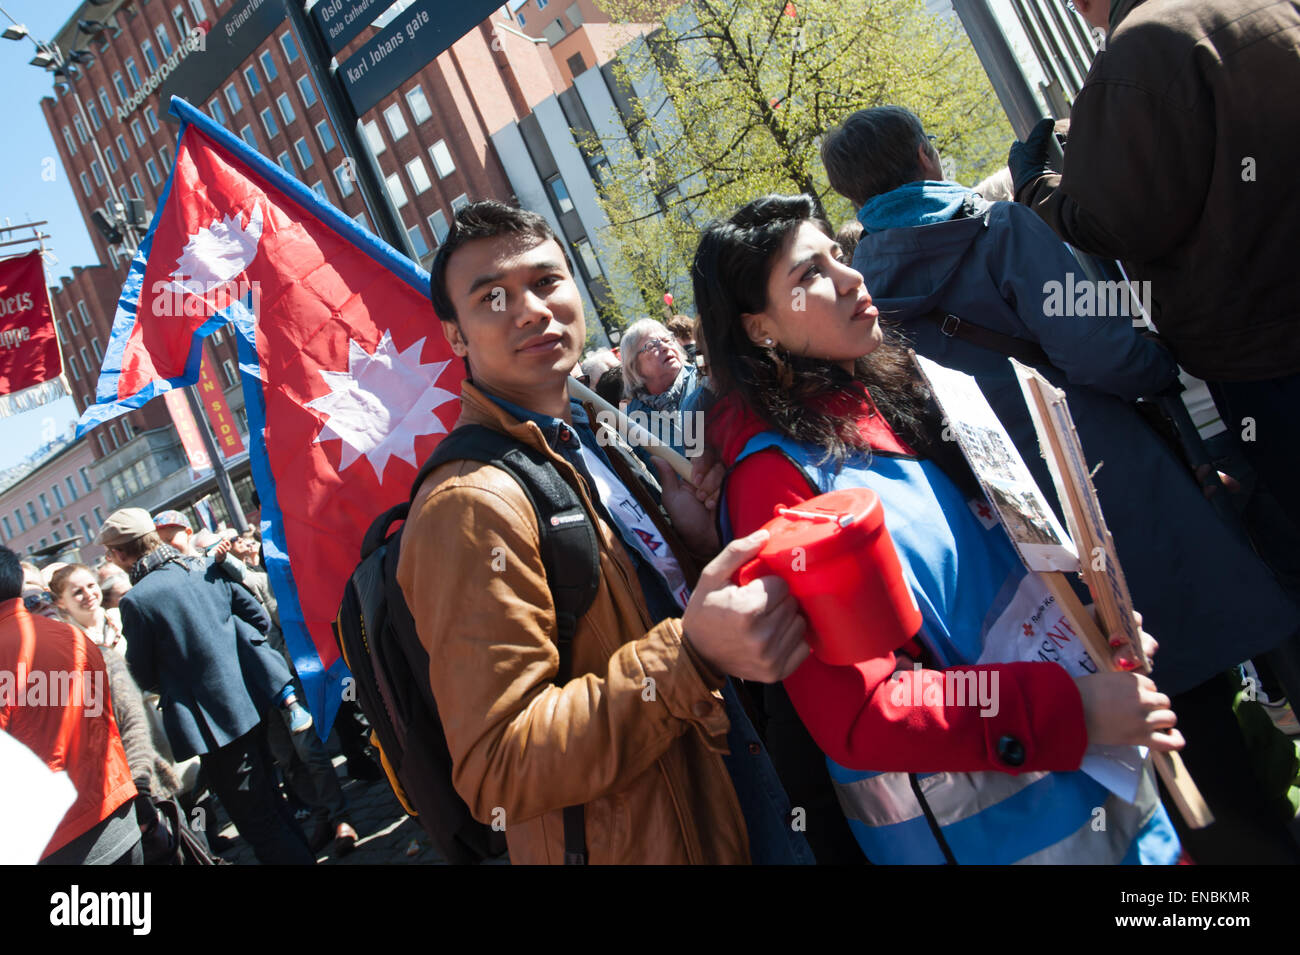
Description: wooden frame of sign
xmin=1014 ymin=360 xmax=1213 ymax=829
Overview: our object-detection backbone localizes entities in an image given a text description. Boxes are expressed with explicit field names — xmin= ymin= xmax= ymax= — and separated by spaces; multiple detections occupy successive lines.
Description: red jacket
xmin=0 ymin=598 xmax=138 ymax=857
xmin=710 ymin=390 xmax=1087 ymax=774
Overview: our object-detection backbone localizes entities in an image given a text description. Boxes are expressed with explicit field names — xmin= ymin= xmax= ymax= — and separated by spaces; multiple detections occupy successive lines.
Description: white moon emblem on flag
xmin=306 ymin=331 xmax=458 ymax=479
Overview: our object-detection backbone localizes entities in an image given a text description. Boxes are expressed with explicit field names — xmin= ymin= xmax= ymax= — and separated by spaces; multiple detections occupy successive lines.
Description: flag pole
xmin=184 ymin=383 xmax=248 ymax=531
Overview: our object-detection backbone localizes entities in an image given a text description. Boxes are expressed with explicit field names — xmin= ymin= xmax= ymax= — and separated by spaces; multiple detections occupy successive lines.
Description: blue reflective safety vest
xmin=726 ymin=430 xmax=1181 ymax=865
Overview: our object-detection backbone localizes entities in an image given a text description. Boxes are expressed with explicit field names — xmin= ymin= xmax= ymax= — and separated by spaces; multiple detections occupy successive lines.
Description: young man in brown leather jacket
xmin=397 ymin=200 xmax=815 ymax=864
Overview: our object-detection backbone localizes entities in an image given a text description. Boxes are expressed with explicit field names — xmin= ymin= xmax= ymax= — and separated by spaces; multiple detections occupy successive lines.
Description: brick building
xmin=32 ymin=0 xmax=670 ymax=524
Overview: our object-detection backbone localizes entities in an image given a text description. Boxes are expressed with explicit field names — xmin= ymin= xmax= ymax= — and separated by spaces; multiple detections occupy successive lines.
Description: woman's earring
xmin=764 ymin=338 xmax=774 ymax=346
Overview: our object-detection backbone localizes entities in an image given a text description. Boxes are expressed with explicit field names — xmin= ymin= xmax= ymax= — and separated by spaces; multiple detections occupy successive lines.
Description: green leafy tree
xmin=585 ymin=0 xmax=1013 ymax=325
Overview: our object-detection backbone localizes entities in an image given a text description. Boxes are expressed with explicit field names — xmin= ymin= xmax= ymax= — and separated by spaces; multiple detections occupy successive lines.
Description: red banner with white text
xmin=0 ymin=250 xmax=66 ymax=416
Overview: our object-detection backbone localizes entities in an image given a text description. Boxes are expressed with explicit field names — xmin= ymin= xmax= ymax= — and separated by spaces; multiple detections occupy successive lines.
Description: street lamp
xmin=1 ymin=2 xmax=141 ymax=256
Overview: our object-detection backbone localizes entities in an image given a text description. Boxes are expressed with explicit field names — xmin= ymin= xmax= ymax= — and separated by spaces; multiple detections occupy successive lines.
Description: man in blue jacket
xmin=98 ymin=507 xmax=315 ymax=865
xmin=820 ymin=106 xmax=1300 ymax=862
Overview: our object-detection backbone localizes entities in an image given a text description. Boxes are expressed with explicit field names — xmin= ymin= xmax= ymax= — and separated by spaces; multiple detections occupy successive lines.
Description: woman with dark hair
xmin=694 ymin=194 xmax=1185 ymax=865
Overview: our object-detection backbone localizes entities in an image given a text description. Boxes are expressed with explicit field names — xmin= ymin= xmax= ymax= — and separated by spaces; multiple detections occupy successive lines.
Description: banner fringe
xmin=0 ymin=378 xmax=69 ymax=419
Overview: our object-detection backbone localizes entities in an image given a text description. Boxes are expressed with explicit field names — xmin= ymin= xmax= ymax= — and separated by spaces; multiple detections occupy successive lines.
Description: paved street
xmin=213 ymin=755 xmax=455 ymax=865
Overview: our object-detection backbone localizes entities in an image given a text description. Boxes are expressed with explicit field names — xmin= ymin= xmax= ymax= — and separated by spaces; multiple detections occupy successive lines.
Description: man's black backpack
xmin=333 ymin=424 xmax=599 ymax=864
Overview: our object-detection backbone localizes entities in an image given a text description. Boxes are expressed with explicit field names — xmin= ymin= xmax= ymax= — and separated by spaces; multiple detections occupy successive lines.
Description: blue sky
xmin=0 ymin=0 xmax=102 ymax=471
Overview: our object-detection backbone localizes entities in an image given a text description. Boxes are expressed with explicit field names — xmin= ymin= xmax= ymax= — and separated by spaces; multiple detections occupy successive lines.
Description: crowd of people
xmin=3 ymin=0 xmax=1298 ymax=867
xmin=1 ymin=508 xmax=384 ymax=864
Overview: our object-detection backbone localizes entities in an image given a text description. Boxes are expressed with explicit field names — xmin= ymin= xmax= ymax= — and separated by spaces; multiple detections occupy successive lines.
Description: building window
xmin=224 ymin=82 xmax=242 ymax=114
xmin=517 ymin=11 xmax=526 ymax=26
xmin=131 ymin=119 xmax=146 ymax=146
xmin=93 ymin=506 xmax=104 ymax=525
xmin=566 ymin=51 xmax=586 ymax=76
xmin=311 ymin=180 xmax=327 ymax=201
xmin=155 ymin=23 xmax=174 ymax=57
xmin=277 ymin=151 xmax=294 ymax=175
xmin=105 ymin=148 xmax=118 ymax=173
xmin=244 ymin=66 xmax=262 ymax=97
xmin=362 ymin=120 xmax=384 ymax=155
xmin=78 ymin=301 xmax=91 ymax=327
xmin=383 ymin=104 xmax=408 ymax=140
xmin=213 ymin=327 xmax=224 ymax=345
xmin=405 ymin=85 xmax=432 ymax=124
xmin=113 ymin=72 xmax=128 ymax=103
xmin=352 ymin=211 xmax=371 ymax=233
xmin=451 ymin=193 xmax=469 ymax=212
xmin=259 ymin=50 xmax=278 ymax=83
xmin=80 ymin=348 xmax=91 ymax=374
xmin=240 ymin=125 xmax=257 ymax=149
xmin=26 ymin=502 xmax=37 ymax=524
xmin=221 ymin=359 xmax=237 ymax=386
xmin=209 ymin=97 xmax=226 ymax=124
xmin=160 ymin=144 xmax=171 ymax=168
xmin=407 ymin=224 xmax=430 ymax=259
xmin=62 ymin=126 xmax=76 ymax=156
xmin=74 ymin=115 xmax=88 ymax=144
xmin=1 ymin=517 xmax=10 ymax=539
xmin=80 ymin=515 xmax=93 ymax=541
xmin=39 ymin=538 xmax=48 ymax=549
xmin=130 ymin=173 xmax=144 ymax=198
xmin=116 ymin=134 xmax=130 ymax=161
xmin=280 ymin=31 xmax=299 ymax=64
xmin=87 ymin=101 xmax=102 ymax=131
xmin=428 ymin=209 xmax=449 ymax=245
xmin=314 ymin=120 xmax=336 ymax=153
xmin=188 ymin=0 xmax=206 ymax=24
xmin=82 ymin=469 xmax=94 ymax=495
xmin=334 ymin=163 xmax=355 ymax=198
xmin=66 ymin=477 xmax=79 ymax=502
xmin=294 ymin=138 xmax=313 ymax=169
xmin=14 ymin=510 xmax=25 ymax=532
xmin=173 ymin=4 xmax=192 ymax=37
xmin=429 ymin=140 xmax=455 ymax=178
xmin=145 ymin=106 xmax=159 ymax=133
xmin=92 ymin=338 xmax=104 ymax=361
xmin=260 ymin=108 xmax=278 ymax=139
xmin=142 ymin=38 xmax=159 ymax=71
xmin=98 ymin=86 xmax=113 ymax=118
xmin=296 ymin=75 xmax=317 ymax=108
xmin=146 ymin=158 xmax=161 ymax=185
xmin=384 ymin=173 xmax=408 ymax=208
xmin=79 ymin=172 xmax=91 ymax=197
xmin=52 ymin=485 xmax=65 ymax=509
xmin=39 ymin=493 xmax=50 ymax=518
xmin=276 ymin=93 xmax=295 ymax=125
xmin=126 ymin=57 xmax=142 ymax=89
xmin=68 ymin=352 xmax=80 ymax=380
xmin=405 ymin=157 xmax=431 ymax=194
xmin=537 ymin=0 xmax=549 ymax=8
xmin=565 ymin=2 xmax=583 ymax=28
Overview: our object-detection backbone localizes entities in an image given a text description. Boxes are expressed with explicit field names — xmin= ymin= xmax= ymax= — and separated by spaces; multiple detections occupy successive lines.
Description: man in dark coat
xmin=98 ymin=507 xmax=315 ymax=865
xmin=1010 ymin=0 xmax=1300 ymax=539
xmin=822 ymin=105 xmax=1300 ymax=862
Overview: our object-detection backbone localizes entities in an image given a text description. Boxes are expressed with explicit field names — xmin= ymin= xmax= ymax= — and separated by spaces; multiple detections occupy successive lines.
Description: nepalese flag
xmin=76 ymin=96 xmax=465 ymax=735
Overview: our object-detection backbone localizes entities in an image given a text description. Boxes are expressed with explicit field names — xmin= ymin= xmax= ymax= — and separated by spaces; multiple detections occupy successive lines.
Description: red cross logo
xmin=1023 ymin=624 xmax=1034 ymax=636
xmin=977 ymin=503 xmax=992 ymax=519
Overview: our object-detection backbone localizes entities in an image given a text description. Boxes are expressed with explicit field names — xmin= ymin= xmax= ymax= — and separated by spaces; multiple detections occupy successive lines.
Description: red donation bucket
xmin=735 ymin=487 xmax=922 ymax=665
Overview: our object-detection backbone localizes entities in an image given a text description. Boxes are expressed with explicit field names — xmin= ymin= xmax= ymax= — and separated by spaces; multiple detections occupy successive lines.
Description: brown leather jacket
xmin=396 ymin=382 xmax=750 ymax=864
xmin=1019 ymin=0 xmax=1300 ymax=381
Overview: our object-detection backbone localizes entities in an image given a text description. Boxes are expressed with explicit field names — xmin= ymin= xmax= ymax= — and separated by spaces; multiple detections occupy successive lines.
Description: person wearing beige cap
xmin=95 ymin=508 xmax=315 ymax=864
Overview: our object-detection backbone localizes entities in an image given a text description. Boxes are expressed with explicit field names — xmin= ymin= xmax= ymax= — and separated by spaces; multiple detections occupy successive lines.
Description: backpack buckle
xmin=940 ymin=314 xmax=961 ymax=337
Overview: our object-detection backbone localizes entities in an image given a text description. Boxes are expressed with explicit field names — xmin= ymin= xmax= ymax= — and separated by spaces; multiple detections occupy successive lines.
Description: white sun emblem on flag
xmin=306 ymin=331 xmax=458 ymax=479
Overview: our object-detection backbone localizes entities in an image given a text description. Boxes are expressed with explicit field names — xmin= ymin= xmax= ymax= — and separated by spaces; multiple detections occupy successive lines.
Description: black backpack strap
xmin=414 ymin=424 xmax=596 ymax=864
xmin=919 ymin=310 xmax=1052 ymax=369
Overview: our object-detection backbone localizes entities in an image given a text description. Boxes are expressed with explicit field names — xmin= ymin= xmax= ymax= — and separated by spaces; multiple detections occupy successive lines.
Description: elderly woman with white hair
xmin=620 ymin=318 xmax=701 ymax=457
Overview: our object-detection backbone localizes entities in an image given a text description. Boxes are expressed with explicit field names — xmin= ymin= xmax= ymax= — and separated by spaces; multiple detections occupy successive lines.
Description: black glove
xmin=1008 ymin=117 xmax=1057 ymax=199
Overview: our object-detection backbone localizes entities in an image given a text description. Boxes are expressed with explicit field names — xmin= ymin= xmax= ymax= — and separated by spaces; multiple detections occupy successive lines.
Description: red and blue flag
xmin=77 ymin=96 xmax=466 ymax=733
